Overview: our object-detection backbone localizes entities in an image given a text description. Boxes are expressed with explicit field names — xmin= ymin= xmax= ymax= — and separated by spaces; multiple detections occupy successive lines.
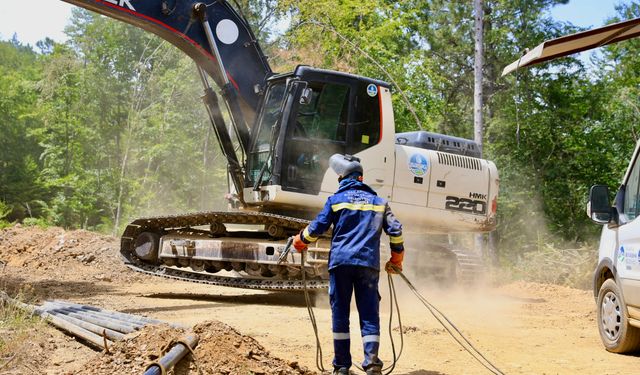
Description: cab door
xmin=616 ymin=151 xmax=640 ymax=308
xmin=280 ymin=80 xmax=349 ymax=195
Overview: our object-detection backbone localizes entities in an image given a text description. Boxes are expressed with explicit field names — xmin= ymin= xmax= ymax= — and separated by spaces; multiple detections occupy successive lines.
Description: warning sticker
xmin=408 ymin=154 xmax=428 ymax=177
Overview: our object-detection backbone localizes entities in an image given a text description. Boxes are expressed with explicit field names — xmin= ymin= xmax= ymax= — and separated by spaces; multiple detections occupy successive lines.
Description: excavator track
xmin=120 ymin=211 xmax=329 ymax=291
xmin=123 ymin=260 xmax=329 ymax=291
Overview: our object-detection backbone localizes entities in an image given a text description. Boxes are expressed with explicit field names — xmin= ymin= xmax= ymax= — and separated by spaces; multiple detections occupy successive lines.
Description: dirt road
xmin=1 ymin=226 xmax=639 ymax=374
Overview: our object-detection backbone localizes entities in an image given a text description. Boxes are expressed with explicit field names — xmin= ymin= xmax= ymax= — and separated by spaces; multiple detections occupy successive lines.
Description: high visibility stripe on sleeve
xmin=333 ymin=332 xmax=350 ymax=340
xmin=362 ymin=335 xmax=380 ymax=343
xmin=302 ymin=227 xmax=318 ymax=242
xmin=331 ymin=203 xmax=386 ymax=213
xmin=389 ymin=235 xmax=403 ymax=244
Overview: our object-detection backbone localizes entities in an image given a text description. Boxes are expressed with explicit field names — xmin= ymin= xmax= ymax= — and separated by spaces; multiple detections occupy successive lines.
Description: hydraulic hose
xmin=393 ymin=268 xmax=506 ymax=375
xmin=300 ymin=248 xmax=506 ymax=375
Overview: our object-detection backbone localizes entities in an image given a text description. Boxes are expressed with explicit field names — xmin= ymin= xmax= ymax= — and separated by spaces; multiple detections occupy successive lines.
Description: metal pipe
xmin=45 ymin=302 xmax=147 ymax=325
xmin=1 ymin=293 xmax=111 ymax=349
xmin=144 ymin=333 xmax=199 ymax=375
xmin=193 ymin=3 xmax=229 ymax=86
xmin=44 ymin=306 xmax=138 ymax=334
xmin=46 ymin=310 xmax=125 ymax=341
xmin=50 ymin=300 xmax=163 ymax=324
xmin=33 ymin=308 xmax=113 ymax=350
xmin=45 ymin=303 xmax=148 ymax=328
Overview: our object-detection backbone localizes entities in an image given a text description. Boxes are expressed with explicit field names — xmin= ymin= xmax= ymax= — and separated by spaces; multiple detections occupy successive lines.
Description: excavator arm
xmin=62 ymin=0 xmax=273 ymax=199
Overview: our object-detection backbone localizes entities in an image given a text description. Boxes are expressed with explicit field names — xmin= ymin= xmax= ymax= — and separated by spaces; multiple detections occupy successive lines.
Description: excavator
xmin=59 ymin=0 xmax=500 ymax=290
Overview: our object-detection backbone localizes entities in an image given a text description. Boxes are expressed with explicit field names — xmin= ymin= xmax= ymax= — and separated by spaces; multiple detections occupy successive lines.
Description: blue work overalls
xmin=300 ymin=177 xmax=404 ymax=371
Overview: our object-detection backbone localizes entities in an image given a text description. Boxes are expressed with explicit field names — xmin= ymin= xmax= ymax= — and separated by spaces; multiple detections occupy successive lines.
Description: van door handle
xmin=376 ymin=179 xmax=384 ymax=183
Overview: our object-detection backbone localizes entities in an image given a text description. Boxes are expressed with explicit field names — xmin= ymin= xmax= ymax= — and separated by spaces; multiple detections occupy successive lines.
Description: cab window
xmin=624 ymin=156 xmax=640 ymax=221
xmin=293 ymin=82 xmax=349 ymax=142
xmin=282 ymin=82 xmax=349 ymax=193
xmin=349 ymin=82 xmax=381 ymax=154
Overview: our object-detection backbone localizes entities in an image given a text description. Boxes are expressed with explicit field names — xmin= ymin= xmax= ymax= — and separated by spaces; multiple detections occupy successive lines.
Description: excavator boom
xmin=62 ymin=0 xmax=272 ymax=134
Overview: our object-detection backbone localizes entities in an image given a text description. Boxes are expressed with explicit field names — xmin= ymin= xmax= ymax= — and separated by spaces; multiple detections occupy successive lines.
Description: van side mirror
xmin=587 ymin=185 xmax=611 ymax=224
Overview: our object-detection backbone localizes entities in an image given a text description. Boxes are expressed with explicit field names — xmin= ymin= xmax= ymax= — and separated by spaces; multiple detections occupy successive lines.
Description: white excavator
xmin=59 ymin=0 xmax=500 ymax=290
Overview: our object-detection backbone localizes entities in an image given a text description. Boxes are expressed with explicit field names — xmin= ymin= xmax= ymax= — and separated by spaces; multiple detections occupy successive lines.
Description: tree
xmin=0 ymin=40 xmax=48 ymax=221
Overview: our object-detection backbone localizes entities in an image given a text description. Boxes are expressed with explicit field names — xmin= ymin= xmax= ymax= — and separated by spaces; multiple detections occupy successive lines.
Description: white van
xmin=587 ymin=139 xmax=640 ymax=353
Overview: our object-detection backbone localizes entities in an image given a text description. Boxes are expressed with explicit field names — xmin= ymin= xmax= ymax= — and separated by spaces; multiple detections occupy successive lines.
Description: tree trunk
xmin=473 ymin=0 xmax=484 ymax=153
xmin=473 ymin=0 xmax=487 ymax=257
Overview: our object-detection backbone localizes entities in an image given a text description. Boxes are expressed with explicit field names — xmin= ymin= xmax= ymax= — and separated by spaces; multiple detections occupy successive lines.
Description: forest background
xmin=2 ymin=0 xmax=639 ymax=287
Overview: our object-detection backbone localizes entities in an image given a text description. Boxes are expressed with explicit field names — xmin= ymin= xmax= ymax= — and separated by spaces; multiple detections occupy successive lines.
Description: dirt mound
xmin=79 ymin=321 xmax=315 ymax=375
xmin=0 ymin=225 xmax=142 ymax=299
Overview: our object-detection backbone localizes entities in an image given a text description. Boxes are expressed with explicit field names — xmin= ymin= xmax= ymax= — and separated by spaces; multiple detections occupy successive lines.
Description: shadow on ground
xmin=138 ymin=291 xmax=330 ymax=308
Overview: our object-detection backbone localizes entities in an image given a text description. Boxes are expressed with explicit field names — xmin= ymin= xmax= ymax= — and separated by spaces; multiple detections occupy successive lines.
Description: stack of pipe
xmin=0 ymin=293 xmax=199 ymax=373
xmin=36 ymin=300 xmax=165 ymax=349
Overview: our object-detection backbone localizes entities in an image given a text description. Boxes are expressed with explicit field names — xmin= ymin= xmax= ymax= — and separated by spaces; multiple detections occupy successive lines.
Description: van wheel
xmin=597 ymin=278 xmax=640 ymax=353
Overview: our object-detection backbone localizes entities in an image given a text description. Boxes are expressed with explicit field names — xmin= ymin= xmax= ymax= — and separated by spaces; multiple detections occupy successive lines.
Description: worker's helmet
xmin=329 ymin=154 xmax=363 ymax=180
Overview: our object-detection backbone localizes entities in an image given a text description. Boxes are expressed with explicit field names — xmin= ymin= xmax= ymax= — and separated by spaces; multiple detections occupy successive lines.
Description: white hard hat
xmin=329 ymin=154 xmax=363 ymax=178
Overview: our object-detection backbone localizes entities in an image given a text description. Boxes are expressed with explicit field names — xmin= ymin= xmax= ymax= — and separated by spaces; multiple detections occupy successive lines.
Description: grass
xmin=491 ymin=242 xmax=598 ymax=289
xmin=0 ymin=286 xmax=46 ymax=371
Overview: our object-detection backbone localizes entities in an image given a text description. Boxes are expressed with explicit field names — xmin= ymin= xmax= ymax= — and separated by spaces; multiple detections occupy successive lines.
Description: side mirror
xmin=587 ymin=185 xmax=611 ymax=224
xmin=300 ymin=87 xmax=313 ymax=105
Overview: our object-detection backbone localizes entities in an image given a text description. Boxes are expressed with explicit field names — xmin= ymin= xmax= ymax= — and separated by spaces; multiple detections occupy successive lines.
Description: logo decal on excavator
xmin=104 ymin=0 xmax=136 ymax=12
xmin=408 ymin=154 xmax=428 ymax=177
xmin=366 ymin=84 xmax=378 ymax=97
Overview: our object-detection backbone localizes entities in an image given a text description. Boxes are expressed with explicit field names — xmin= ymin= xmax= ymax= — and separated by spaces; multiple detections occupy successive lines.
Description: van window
xmin=624 ymin=157 xmax=640 ymax=221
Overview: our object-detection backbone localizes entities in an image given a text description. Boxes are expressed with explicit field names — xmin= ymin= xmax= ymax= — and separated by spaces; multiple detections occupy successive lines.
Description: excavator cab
xmin=247 ymin=66 xmax=388 ymax=200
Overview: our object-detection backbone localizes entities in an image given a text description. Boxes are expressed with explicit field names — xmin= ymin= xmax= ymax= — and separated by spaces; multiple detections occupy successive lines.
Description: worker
xmin=293 ymin=154 xmax=404 ymax=375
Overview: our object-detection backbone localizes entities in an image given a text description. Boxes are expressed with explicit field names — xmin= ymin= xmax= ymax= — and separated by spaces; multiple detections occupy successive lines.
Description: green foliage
xmin=0 ymin=201 xmax=11 ymax=229
xmin=0 ymin=201 xmax=9 ymax=220
xmin=0 ymin=9 xmax=228 ymax=233
xmin=22 ymin=217 xmax=50 ymax=228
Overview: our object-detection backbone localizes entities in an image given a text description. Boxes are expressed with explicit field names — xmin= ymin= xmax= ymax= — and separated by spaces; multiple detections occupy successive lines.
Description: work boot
xmin=365 ymin=365 xmax=383 ymax=375
xmin=332 ymin=367 xmax=349 ymax=375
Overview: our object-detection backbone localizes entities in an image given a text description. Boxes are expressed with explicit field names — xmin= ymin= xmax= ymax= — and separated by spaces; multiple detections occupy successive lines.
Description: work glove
xmin=292 ymin=233 xmax=308 ymax=253
xmin=385 ymin=251 xmax=404 ymax=274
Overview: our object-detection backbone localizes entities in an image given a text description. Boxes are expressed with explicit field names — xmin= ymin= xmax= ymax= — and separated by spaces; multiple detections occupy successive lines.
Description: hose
xmin=394 ymin=269 xmax=506 ymax=375
xmin=301 ymin=252 xmax=506 ymax=375
xmin=301 ymin=250 xmax=327 ymax=373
